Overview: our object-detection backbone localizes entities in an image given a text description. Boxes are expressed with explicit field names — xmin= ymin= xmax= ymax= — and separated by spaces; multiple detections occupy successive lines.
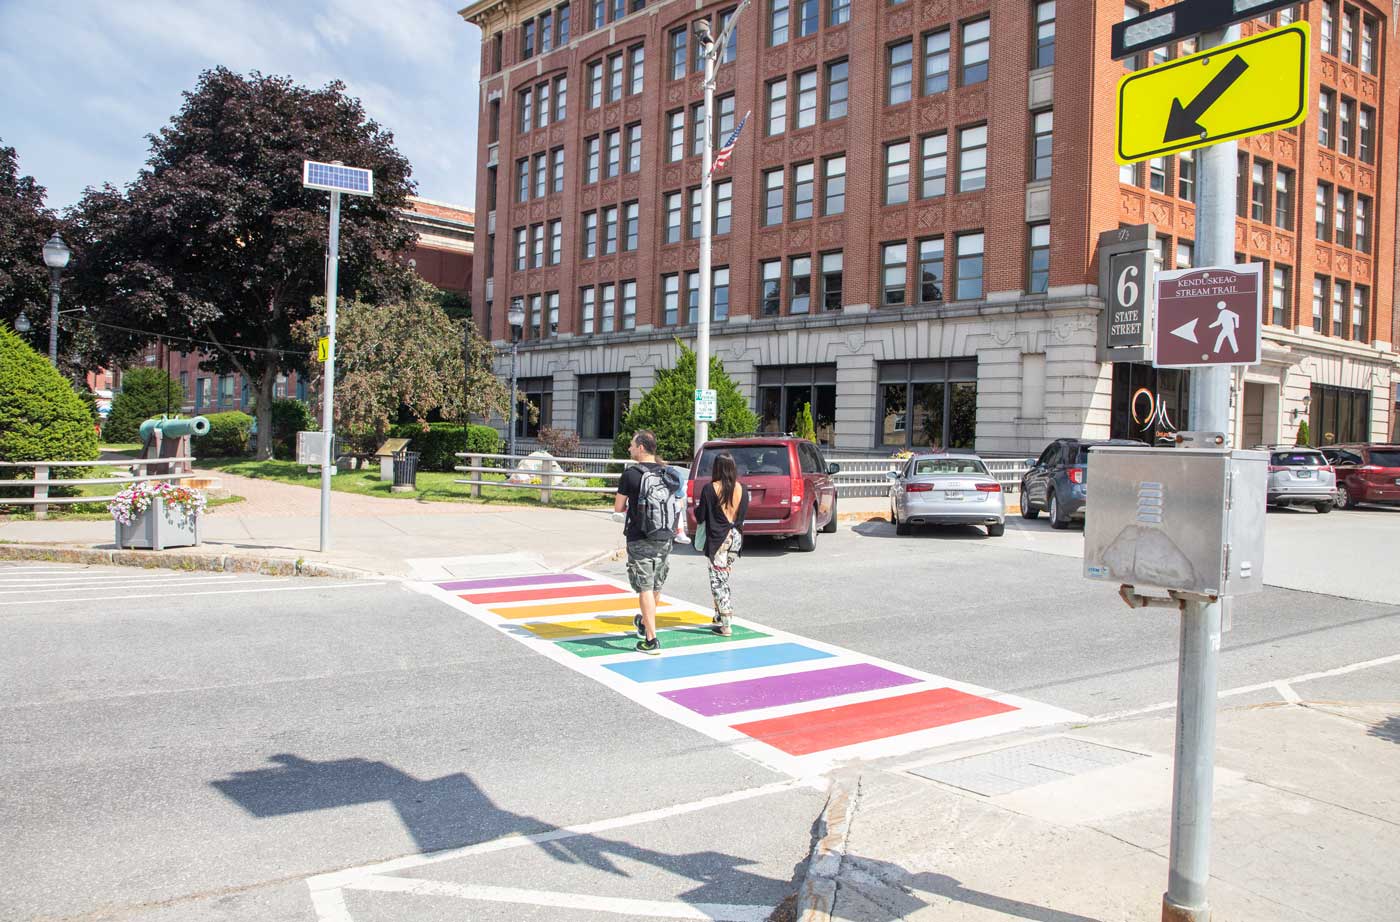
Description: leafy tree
xmin=64 ymin=68 xmax=416 ymax=460
xmin=612 ymin=344 xmax=758 ymax=462
xmin=796 ymin=403 xmax=816 ymax=441
xmin=268 ymin=398 xmax=317 ymax=459
xmin=293 ymin=278 xmax=510 ymax=450
xmin=0 ymin=322 xmax=98 ymax=465
xmin=103 ymin=367 xmax=184 ymax=443
xmin=1296 ymin=419 xmax=1311 ymax=447
xmin=0 ymin=141 xmax=60 ymax=352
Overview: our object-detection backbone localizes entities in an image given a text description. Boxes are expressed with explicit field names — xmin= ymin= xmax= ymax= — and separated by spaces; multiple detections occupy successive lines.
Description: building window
xmin=1318 ymin=89 xmax=1333 ymax=147
xmin=577 ymin=373 xmax=631 ymax=440
xmin=917 ymin=237 xmax=944 ymax=303
xmin=915 ymin=133 xmax=948 ymax=199
xmin=888 ymin=40 xmax=913 ymax=104
xmin=625 ymin=123 xmax=642 ymax=173
xmin=667 ymin=110 xmax=685 ymax=162
xmin=1030 ymin=110 xmax=1052 ymax=181
xmin=514 ymin=376 xmax=552 ymax=436
xmin=1148 ymin=157 xmax=1167 ymax=194
xmin=767 ymin=78 xmax=787 ymax=135
xmin=516 ymin=158 xmax=529 ymax=202
xmin=1274 ymin=167 xmax=1293 ymax=229
xmin=1033 ymin=1 xmax=1055 ymax=68
xmin=522 ymin=20 xmax=536 ymax=58
xmin=1250 ymin=161 xmax=1268 ymax=222
xmin=826 ymin=59 xmax=848 ymax=119
xmin=549 ymin=220 xmax=562 ymax=265
xmin=1311 ymin=276 xmax=1325 ymax=332
xmin=794 ymin=69 xmax=818 ymax=129
xmin=1352 ymin=285 xmax=1368 ymax=341
xmin=714 ymin=93 xmax=736 ymax=147
xmin=558 ymin=3 xmax=570 ymax=43
xmin=770 ymin=0 xmax=790 ymax=46
xmin=954 ymin=231 xmax=984 ymax=300
xmin=622 ymin=201 xmax=639 ymax=251
xmin=823 ymin=154 xmax=846 ymax=214
xmin=1175 ymin=240 xmax=1193 ymax=269
xmin=554 ymin=75 xmax=568 ymax=120
xmin=1358 ymin=106 xmax=1374 ymax=163
xmin=711 ymin=266 xmax=730 ymax=323
xmin=795 ymin=0 xmax=817 ymax=37
xmin=821 ymin=251 xmax=843 ymax=310
xmin=533 ymin=152 xmax=547 ymax=198
xmin=718 ymin=7 xmax=739 ymax=63
xmin=545 ymin=292 xmax=560 ymax=336
xmin=882 ymin=242 xmax=906 ymax=305
xmin=757 ymin=364 xmax=837 ymax=444
xmin=829 ymin=0 xmax=850 ymax=27
xmin=532 ymin=224 xmax=545 ymax=267
xmin=1331 ymin=279 xmax=1347 ymax=337
xmin=691 ymin=102 xmax=705 ymax=157
xmin=607 ymin=52 xmax=624 ymax=102
xmin=1321 ymin=1 xmax=1336 ymax=55
xmin=789 ymin=255 xmax=812 ymax=314
xmin=713 ymin=179 xmax=733 ymax=235
xmin=1178 ymin=149 xmax=1195 ymax=202
xmin=587 ymin=60 xmax=603 ymax=108
xmin=661 ymin=273 xmax=679 ymax=325
xmin=599 ymin=282 xmax=616 ymax=332
xmin=1361 ymin=17 xmax=1376 ymax=74
xmin=514 ymin=227 xmax=528 ymax=270
xmin=1340 ymin=5 xmax=1356 ymax=65
xmin=957 ymin=125 xmax=987 ymax=192
xmin=884 ymin=141 xmax=910 ymax=205
xmin=1334 ymin=188 xmax=1351 ymax=247
xmin=790 ymin=163 xmax=815 ymax=220
xmin=619 ymin=280 xmax=637 ymax=330
xmin=1315 ymin=183 xmax=1331 ymax=241
xmin=669 ymin=27 xmax=687 ymax=79
xmin=878 ymin=358 xmax=979 ymax=450
xmin=1310 ymin=383 xmax=1371 ymax=444
xmin=604 ymin=129 xmax=620 ymax=178
xmin=1339 ymin=97 xmax=1355 ymax=157
xmin=585 ymin=136 xmax=600 ymax=183
xmin=551 ymin=147 xmax=565 ymax=193
xmin=760 ymin=260 xmax=782 ymax=316
xmin=582 ymin=211 xmax=598 ymax=258
xmin=601 ymin=205 xmax=618 ymax=255
xmin=922 ymin=29 xmax=950 ymax=95
xmin=664 ymin=192 xmax=682 ymax=243
xmin=629 ymin=44 xmax=645 ymax=94
xmin=1271 ymin=264 xmax=1291 ymax=326
xmin=1120 ymin=160 xmax=1140 ymax=186
xmin=537 ymin=81 xmax=551 ymax=128
xmin=1028 ymin=224 xmax=1050 ymax=294
xmin=763 ymin=169 xmax=784 ymax=225
xmin=580 ymin=286 xmax=596 ymax=332
xmin=961 ymin=18 xmax=990 ymax=85
xmin=685 ymin=270 xmax=701 ymax=323
xmin=689 ymin=186 xmax=702 ymax=238
xmin=1355 ymin=195 xmax=1370 ymax=253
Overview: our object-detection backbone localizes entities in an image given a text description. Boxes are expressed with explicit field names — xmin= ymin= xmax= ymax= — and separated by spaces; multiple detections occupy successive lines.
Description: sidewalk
xmin=0 ymin=471 xmax=623 ymax=578
xmin=806 ymin=697 xmax=1400 ymax=922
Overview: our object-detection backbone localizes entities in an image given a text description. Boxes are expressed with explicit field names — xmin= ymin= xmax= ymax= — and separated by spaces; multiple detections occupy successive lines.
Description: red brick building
xmin=463 ymin=0 xmax=1398 ymax=452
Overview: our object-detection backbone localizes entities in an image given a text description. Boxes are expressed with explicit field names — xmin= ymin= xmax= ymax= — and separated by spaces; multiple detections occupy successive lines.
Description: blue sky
xmin=0 ymin=0 xmax=482 ymax=211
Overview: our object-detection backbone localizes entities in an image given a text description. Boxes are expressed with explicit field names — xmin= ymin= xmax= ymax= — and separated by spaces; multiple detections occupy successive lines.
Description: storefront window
xmin=1309 ymin=384 xmax=1369 ymax=445
xmin=577 ymin=373 xmax=631 ymax=441
xmin=1110 ymin=363 xmax=1190 ymax=445
xmin=756 ymin=364 xmax=836 ymax=444
xmin=516 ymin=377 xmax=553 ymax=439
xmin=877 ymin=359 xmax=978 ymax=450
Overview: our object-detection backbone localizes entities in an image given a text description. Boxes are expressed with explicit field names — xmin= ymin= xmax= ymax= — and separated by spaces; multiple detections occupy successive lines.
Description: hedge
xmin=194 ymin=411 xmax=254 ymax=458
xmin=0 ymin=323 xmax=99 ymax=465
xmin=104 ymin=367 xmax=183 ymax=443
xmin=388 ymin=422 xmax=500 ymax=472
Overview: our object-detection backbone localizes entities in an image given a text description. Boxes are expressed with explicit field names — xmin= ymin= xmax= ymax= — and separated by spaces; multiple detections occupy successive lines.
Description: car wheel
xmin=1049 ymin=492 xmax=1069 ymax=530
xmin=1315 ymin=502 xmax=1332 ymax=514
xmin=987 ymin=522 xmax=1005 ymax=537
xmin=1020 ymin=495 xmax=1039 ymax=519
xmin=892 ymin=503 xmax=911 ymax=536
xmin=1335 ymin=485 xmax=1354 ymax=509
xmin=821 ymin=498 xmax=838 ymax=533
xmin=796 ymin=506 xmax=818 ymax=551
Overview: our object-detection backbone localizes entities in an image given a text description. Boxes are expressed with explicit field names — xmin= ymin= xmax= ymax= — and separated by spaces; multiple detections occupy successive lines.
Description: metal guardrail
xmin=0 ymin=457 xmax=199 ymax=519
xmin=831 ymin=458 xmax=1028 ymax=498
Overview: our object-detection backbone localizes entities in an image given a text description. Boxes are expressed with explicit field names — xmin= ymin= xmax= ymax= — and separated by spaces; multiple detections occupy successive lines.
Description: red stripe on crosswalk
xmin=730 ymin=687 xmax=1018 ymax=756
xmin=460 ymin=583 xmax=627 ymax=604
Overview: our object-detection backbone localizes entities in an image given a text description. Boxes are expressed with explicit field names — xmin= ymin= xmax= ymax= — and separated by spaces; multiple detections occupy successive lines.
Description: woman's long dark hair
xmin=712 ymin=452 xmax=738 ymax=510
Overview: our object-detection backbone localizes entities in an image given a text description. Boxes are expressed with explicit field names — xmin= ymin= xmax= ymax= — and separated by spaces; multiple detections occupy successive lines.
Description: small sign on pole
xmin=694 ymin=388 xmax=718 ymax=423
xmin=1153 ymin=264 xmax=1263 ymax=369
xmin=316 ymin=337 xmax=330 ymax=363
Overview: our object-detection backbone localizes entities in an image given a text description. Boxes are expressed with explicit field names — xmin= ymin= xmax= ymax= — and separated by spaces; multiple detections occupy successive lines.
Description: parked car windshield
xmin=1271 ymin=451 xmax=1326 ymax=466
xmin=913 ymin=458 xmax=988 ymax=476
xmin=696 ymin=445 xmax=792 ymax=478
xmin=1369 ymin=449 xmax=1400 ymax=467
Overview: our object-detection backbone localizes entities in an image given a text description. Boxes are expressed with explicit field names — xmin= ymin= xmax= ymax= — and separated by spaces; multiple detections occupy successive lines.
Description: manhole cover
xmin=910 ymin=736 xmax=1146 ymax=796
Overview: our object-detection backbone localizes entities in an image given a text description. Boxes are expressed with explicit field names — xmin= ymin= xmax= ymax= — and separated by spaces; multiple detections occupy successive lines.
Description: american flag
xmin=709 ymin=110 xmax=751 ymax=176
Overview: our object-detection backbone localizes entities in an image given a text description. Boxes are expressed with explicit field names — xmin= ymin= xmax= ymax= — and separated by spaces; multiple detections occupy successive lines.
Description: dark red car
xmin=686 ymin=437 xmax=840 ymax=551
xmin=1321 ymin=444 xmax=1400 ymax=509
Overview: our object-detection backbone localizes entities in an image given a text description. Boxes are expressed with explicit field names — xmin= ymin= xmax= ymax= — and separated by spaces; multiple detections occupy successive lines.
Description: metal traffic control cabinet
xmin=1083 ymin=446 xmax=1268 ymax=599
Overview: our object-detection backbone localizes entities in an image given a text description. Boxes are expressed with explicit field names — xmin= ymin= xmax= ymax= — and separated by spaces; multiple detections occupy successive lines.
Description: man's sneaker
xmin=634 ymin=614 xmax=645 ymax=638
xmin=636 ymin=637 xmax=661 ymax=655
xmin=712 ymin=614 xmax=732 ymax=637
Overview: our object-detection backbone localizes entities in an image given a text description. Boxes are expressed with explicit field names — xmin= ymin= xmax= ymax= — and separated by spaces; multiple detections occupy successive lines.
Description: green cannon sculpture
xmin=139 ymin=415 xmax=209 ymax=473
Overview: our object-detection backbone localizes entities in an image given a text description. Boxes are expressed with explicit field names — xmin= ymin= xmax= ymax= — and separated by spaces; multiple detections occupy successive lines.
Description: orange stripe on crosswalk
xmin=489 ymin=596 xmax=664 ymax=620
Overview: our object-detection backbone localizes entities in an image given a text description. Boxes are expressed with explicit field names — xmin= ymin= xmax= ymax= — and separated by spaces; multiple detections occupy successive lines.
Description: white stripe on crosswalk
xmin=2 ymin=581 xmax=380 ymax=606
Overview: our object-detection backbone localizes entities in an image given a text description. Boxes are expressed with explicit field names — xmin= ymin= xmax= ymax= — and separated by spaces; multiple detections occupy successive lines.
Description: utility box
xmin=1083 ymin=446 xmax=1268 ymax=598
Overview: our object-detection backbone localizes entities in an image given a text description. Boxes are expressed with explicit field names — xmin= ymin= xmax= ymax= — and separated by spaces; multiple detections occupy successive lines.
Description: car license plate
xmin=943 ymin=491 xmax=964 ymax=501
xmin=1297 ymin=470 xmax=1312 ymax=478
xmin=1394 ymin=478 xmax=1400 ymax=486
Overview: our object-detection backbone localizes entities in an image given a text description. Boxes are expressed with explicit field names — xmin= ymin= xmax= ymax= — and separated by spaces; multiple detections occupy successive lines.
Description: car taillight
xmin=686 ymin=478 xmax=695 ymax=499
xmin=791 ymin=476 xmax=804 ymax=504
xmin=1321 ymin=465 xmax=1334 ymax=474
xmin=906 ymin=483 xmax=934 ymax=493
xmin=1268 ymin=465 xmax=1284 ymax=472
xmin=975 ymin=482 xmax=1001 ymax=492
xmin=1068 ymin=467 xmax=1086 ymax=484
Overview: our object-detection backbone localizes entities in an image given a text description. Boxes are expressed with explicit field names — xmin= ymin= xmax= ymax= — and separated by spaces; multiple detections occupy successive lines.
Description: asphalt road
xmin=3 ymin=506 xmax=1396 ymax=922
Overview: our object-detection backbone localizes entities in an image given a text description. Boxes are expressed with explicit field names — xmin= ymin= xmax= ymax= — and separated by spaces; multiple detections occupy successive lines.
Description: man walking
xmin=614 ymin=430 xmax=680 ymax=655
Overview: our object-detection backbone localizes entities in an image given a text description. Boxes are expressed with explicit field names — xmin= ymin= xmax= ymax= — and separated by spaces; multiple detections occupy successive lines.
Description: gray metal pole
xmin=319 ymin=189 xmax=341 ymax=554
xmin=694 ymin=35 xmax=716 ymax=456
xmin=1164 ymin=25 xmax=1238 ymax=922
xmin=508 ymin=341 xmax=519 ymax=460
xmin=48 ymin=270 xmax=61 ymax=366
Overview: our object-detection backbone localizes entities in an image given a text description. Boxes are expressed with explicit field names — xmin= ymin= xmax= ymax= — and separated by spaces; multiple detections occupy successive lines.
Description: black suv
xmin=1020 ymin=438 xmax=1146 ymax=528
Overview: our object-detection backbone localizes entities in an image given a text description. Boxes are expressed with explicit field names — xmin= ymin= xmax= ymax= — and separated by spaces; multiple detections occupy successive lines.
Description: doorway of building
xmin=1242 ymin=382 xmax=1265 ymax=448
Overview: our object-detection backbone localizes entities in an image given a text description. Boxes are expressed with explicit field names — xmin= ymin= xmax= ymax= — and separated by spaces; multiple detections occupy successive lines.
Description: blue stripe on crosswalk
xmin=603 ymin=642 xmax=833 ymax=683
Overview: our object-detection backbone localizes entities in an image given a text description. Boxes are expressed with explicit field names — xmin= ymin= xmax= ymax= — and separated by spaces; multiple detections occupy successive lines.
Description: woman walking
xmin=695 ymin=452 xmax=748 ymax=635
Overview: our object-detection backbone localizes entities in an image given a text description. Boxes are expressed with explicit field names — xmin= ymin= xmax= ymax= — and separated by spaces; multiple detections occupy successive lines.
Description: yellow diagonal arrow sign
xmin=1117 ymin=23 xmax=1310 ymax=165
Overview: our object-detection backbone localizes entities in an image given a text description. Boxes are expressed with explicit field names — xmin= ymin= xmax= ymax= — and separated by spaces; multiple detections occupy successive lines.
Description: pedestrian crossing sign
xmin=317 ymin=337 xmax=330 ymax=363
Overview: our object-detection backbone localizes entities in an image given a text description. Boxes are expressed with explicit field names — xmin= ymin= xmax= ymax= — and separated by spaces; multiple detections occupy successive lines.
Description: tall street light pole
xmin=42 ymin=233 xmax=72 ymax=367
xmin=693 ymin=1 xmax=748 ymax=457
xmin=507 ymin=300 xmax=525 ymax=461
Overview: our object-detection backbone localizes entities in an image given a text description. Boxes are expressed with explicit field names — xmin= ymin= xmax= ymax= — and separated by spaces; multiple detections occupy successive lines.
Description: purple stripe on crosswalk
xmin=660 ymin=663 xmax=921 ymax=717
xmin=435 ymin=573 xmax=594 ymax=591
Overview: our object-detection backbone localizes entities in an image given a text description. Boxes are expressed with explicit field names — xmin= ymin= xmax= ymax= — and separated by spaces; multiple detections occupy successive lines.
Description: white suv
xmin=1266 ymin=448 xmax=1337 ymax=513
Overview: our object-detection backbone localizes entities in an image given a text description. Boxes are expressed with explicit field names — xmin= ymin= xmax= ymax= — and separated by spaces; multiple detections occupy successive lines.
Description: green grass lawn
xmin=206 ymin=459 xmax=614 ymax=509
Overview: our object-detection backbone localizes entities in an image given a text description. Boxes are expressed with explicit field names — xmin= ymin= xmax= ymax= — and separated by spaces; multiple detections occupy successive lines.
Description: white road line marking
xmin=1091 ymin=651 xmax=1400 ymax=721
xmin=0 ymin=573 xmax=240 ymax=584
xmin=0 ymin=576 xmax=243 ymax=595
xmin=344 ymin=876 xmax=772 ymax=921
xmin=307 ymin=778 xmax=814 ymax=891
xmin=1 ymin=581 xmax=381 ymax=606
xmin=1276 ymin=682 xmax=1302 ymax=704
xmin=308 ymin=888 xmax=354 ymax=922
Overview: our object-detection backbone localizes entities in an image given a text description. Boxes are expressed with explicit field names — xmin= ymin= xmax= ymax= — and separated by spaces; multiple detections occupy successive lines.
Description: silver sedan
xmin=888 ymin=453 xmax=1006 ymax=537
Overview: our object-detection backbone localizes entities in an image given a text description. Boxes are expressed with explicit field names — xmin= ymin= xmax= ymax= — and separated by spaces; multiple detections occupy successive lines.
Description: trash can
xmin=391 ymin=449 xmax=419 ymax=492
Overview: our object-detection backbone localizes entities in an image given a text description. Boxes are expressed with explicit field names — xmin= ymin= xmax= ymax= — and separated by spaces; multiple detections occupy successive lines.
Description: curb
xmin=568 ymin=543 xmax=627 ymax=571
xmin=0 ymin=543 xmax=373 ymax=580
xmin=795 ymin=771 xmax=861 ymax=922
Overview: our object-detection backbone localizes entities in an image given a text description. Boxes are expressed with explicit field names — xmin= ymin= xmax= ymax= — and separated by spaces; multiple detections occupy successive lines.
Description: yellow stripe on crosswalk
xmin=489 ymin=597 xmax=675 ymax=620
xmin=520 ymin=611 xmax=713 ymax=639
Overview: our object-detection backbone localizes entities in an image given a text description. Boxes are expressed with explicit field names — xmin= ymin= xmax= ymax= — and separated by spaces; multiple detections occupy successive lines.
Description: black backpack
xmin=635 ymin=464 xmax=682 ymax=540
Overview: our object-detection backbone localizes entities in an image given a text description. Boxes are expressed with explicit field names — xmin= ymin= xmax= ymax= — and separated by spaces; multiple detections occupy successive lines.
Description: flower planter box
xmin=114 ymin=496 xmax=201 ymax=550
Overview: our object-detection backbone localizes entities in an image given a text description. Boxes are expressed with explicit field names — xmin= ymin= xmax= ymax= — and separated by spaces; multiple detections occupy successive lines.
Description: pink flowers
xmin=109 ymin=481 xmax=207 ymax=526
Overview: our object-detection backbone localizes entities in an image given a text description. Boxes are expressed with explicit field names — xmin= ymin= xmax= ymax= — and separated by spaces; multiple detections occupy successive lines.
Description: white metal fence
xmin=0 ymin=457 xmax=198 ymax=519
xmin=829 ymin=457 xmax=1027 ymax=497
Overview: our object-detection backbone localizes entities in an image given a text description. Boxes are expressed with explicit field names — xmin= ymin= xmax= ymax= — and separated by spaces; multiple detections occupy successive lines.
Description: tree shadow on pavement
xmin=837 ymin=855 xmax=1104 ymax=922
xmin=211 ymin=753 xmax=794 ymax=912
xmin=1368 ymin=716 xmax=1400 ymax=744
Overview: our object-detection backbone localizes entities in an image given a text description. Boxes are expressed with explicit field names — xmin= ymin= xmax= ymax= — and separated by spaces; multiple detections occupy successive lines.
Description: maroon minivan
xmin=686 ymin=437 xmax=840 ymax=551
xmin=1322 ymin=444 xmax=1400 ymax=509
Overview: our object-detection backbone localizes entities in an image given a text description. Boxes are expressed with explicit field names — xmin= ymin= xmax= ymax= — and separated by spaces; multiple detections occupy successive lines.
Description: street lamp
xmin=14 ymin=311 xmax=32 ymax=333
xmin=42 ymin=233 xmax=72 ymax=367
xmin=506 ymin=300 xmax=525 ymax=461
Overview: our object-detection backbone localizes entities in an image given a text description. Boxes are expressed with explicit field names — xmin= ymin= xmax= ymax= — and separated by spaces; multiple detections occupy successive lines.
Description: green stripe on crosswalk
xmin=556 ymin=624 xmax=767 ymax=658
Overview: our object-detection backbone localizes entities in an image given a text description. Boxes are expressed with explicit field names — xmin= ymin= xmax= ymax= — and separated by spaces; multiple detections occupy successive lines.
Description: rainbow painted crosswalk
xmin=415 ymin=570 xmax=1082 ymax=775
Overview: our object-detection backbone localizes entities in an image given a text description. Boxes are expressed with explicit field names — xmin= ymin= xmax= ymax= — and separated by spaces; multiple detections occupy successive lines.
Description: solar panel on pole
xmin=302 ymin=161 xmax=374 ymax=196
